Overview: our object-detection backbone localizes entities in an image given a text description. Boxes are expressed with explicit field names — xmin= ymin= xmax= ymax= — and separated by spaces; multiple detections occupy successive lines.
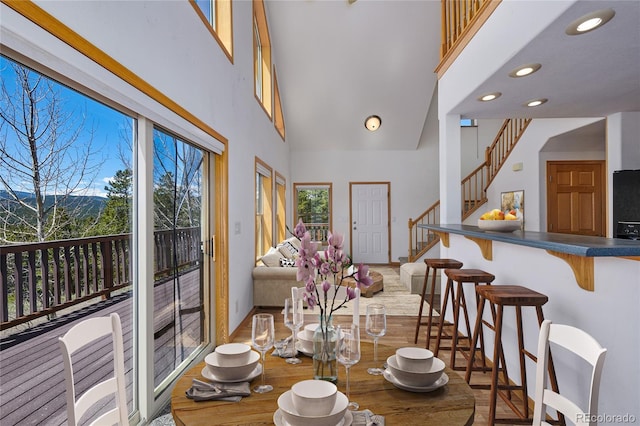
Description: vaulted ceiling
xmin=265 ymin=0 xmax=640 ymax=152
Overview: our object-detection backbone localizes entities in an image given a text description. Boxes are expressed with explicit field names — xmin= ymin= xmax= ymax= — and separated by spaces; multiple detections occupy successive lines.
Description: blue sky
xmin=1 ymin=55 xmax=131 ymax=199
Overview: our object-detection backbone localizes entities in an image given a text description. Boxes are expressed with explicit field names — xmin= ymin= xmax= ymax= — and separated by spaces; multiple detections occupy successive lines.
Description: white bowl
xmin=477 ymin=219 xmax=522 ymax=232
xmin=214 ymin=343 xmax=252 ymax=367
xmin=204 ymin=350 xmax=260 ymax=381
xmin=304 ymin=323 xmax=319 ymax=340
xmin=386 ymin=355 xmax=445 ymax=387
xmin=296 ymin=331 xmax=314 ymax=353
xmin=278 ymin=389 xmax=347 ymax=426
xmin=395 ymin=347 xmax=434 ymax=372
xmin=291 ymin=380 xmax=337 ymax=417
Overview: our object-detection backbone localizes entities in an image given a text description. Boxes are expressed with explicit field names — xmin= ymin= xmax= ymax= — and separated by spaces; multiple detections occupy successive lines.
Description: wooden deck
xmin=0 ymin=268 xmax=203 ymax=425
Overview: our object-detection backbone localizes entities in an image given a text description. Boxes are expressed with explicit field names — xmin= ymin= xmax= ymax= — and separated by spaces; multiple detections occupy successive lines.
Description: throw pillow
xmin=260 ymin=247 xmax=284 ymax=267
xmin=278 ymin=241 xmax=299 ymax=258
xmin=279 ymin=258 xmax=297 ymax=267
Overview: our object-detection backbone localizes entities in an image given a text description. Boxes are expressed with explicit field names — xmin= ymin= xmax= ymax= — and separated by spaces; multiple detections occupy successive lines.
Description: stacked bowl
xmin=295 ymin=323 xmax=318 ymax=356
xmin=384 ymin=347 xmax=447 ymax=391
xmin=204 ymin=343 xmax=260 ymax=382
xmin=276 ymin=380 xmax=349 ymax=426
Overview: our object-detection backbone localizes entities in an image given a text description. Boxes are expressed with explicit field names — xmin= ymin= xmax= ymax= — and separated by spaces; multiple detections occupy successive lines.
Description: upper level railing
xmin=0 ymin=227 xmax=201 ymax=330
xmin=436 ymin=0 xmax=501 ymax=77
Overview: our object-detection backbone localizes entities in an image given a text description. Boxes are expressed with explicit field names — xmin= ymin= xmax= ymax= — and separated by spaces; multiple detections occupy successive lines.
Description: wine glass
xmin=366 ymin=303 xmax=386 ymax=375
xmin=251 ymin=313 xmax=275 ymax=393
xmin=284 ymin=296 xmax=304 ymax=364
xmin=337 ymin=323 xmax=361 ymax=410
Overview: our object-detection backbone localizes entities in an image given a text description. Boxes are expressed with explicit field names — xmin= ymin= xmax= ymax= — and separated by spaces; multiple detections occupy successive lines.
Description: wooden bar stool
xmin=465 ymin=285 xmax=562 ymax=425
xmin=434 ymin=268 xmax=495 ymax=371
xmin=414 ymin=258 xmax=463 ymax=346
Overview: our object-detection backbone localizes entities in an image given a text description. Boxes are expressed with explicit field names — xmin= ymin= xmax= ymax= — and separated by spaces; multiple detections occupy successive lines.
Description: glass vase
xmin=312 ymin=316 xmax=338 ymax=383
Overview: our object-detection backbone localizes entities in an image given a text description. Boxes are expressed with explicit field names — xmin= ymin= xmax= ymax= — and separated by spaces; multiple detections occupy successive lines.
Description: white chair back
xmin=58 ymin=312 xmax=128 ymax=426
xmin=532 ymin=319 xmax=607 ymax=426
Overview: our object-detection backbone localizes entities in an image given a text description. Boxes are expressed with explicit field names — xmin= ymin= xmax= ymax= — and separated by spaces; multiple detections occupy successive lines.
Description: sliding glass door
xmin=152 ymin=128 xmax=209 ymax=389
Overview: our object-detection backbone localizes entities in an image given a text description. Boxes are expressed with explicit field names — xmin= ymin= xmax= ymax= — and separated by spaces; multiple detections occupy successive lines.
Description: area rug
xmin=319 ymin=266 xmax=437 ymax=318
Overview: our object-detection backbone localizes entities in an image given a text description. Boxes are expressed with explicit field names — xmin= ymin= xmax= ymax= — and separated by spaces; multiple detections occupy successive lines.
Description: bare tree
xmin=0 ymin=62 xmax=103 ymax=243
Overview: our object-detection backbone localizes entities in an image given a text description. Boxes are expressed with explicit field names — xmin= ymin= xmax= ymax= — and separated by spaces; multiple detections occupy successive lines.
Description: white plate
xmin=383 ymin=368 xmax=449 ymax=392
xmin=200 ymin=363 xmax=262 ymax=383
xmin=273 ymin=408 xmax=352 ymax=426
xmin=295 ymin=341 xmax=313 ymax=357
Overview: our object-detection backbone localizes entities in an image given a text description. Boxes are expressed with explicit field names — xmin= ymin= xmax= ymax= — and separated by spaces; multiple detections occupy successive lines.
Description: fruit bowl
xmin=477 ymin=219 xmax=522 ymax=232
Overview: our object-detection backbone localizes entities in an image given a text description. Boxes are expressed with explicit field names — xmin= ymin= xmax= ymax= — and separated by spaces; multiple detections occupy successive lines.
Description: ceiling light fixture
xmin=509 ymin=63 xmax=542 ymax=78
xmin=565 ymin=9 xmax=615 ymax=35
xmin=365 ymin=115 xmax=381 ymax=131
xmin=478 ymin=92 xmax=501 ymax=102
xmin=525 ymin=98 xmax=548 ymax=107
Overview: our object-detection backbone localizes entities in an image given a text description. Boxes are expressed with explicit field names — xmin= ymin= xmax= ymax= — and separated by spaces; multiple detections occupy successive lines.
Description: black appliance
xmin=613 ymin=169 xmax=640 ymax=239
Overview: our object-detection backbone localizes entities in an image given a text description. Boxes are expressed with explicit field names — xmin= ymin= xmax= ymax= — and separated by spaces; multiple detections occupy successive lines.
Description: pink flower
xmin=294 ymin=219 xmax=306 ymax=238
xmin=321 ymin=279 xmax=331 ymax=294
xmin=346 ymin=287 xmax=357 ymax=301
xmin=355 ymin=264 xmax=373 ymax=288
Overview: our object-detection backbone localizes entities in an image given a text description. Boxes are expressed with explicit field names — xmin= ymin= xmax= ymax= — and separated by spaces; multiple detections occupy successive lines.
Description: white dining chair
xmin=532 ymin=319 xmax=607 ymax=426
xmin=58 ymin=312 xmax=128 ymax=426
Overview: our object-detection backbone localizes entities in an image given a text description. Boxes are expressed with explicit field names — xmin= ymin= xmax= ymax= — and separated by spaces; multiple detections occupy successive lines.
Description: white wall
xmin=291 ymin=79 xmax=441 ymax=263
xmin=28 ymin=0 xmax=291 ymax=331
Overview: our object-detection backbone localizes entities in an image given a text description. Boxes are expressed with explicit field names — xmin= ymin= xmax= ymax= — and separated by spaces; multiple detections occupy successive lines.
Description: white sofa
xmin=252 ymin=237 xmax=304 ymax=307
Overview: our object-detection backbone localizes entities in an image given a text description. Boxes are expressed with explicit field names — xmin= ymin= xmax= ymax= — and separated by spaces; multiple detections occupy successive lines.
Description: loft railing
xmin=407 ymin=118 xmax=530 ymax=262
xmin=0 ymin=227 xmax=201 ymax=330
xmin=437 ymin=0 xmax=501 ymax=76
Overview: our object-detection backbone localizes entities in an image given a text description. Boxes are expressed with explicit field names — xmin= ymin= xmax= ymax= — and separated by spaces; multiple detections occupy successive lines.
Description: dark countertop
xmin=418 ymin=224 xmax=640 ymax=257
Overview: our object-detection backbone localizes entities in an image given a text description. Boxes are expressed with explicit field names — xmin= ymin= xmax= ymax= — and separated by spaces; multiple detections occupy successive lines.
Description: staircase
xmin=406 ymin=118 xmax=531 ymax=262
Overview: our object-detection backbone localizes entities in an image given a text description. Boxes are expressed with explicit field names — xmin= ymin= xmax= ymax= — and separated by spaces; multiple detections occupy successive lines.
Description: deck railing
xmin=0 ymin=227 xmax=200 ymax=330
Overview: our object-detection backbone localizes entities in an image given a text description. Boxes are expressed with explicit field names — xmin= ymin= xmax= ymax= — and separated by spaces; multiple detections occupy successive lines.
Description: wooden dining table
xmin=171 ymin=342 xmax=475 ymax=425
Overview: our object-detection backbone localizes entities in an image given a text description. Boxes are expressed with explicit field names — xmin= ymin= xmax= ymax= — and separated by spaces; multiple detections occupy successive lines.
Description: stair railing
xmin=407 ymin=200 xmax=440 ymax=262
xmin=407 ymin=118 xmax=531 ymax=262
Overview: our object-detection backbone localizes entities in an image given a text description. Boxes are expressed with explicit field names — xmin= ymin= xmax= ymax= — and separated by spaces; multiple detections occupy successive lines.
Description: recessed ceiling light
xmin=524 ymin=98 xmax=548 ymax=107
xmin=364 ymin=115 xmax=381 ymax=131
xmin=478 ymin=92 xmax=501 ymax=102
xmin=565 ymin=9 xmax=615 ymax=35
xmin=509 ymin=63 xmax=542 ymax=78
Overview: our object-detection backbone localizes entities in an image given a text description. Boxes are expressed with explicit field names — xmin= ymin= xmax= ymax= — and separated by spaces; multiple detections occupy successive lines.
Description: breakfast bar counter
xmin=171 ymin=342 xmax=475 ymax=425
xmin=418 ymin=224 xmax=640 ymax=291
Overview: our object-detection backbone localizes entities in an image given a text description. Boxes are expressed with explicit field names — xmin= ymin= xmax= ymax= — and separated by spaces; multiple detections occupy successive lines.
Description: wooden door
xmin=547 ymin=161 xmax=605 ymax=236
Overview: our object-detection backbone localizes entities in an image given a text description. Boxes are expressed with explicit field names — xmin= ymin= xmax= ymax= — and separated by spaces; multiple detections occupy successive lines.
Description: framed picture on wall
xmin=501 ymin=190 xmax=524 ymax=225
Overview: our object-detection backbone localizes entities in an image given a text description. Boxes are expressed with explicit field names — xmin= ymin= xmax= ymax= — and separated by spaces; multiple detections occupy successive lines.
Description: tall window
xmin=253 ymin=0 xmax=272 ymax=117
xmin=192 ymin=0 xmax=234 ymax=61
xmin=273 ymin=67 xmax=286 ymax=140
xmin=275 ymin=172 xmax=286 ymax=243
xmin=255 ymin=158 xmax=273 ymax=260
xmin=294 ymin=183 xmax=332 ymax=244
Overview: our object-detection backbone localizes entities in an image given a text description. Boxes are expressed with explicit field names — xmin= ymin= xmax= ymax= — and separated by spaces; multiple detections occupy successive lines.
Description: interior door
xmin=350 ymin=183 xmax=390 ymax=264
xmin=547 ymin=161 xmax=605 ymax=236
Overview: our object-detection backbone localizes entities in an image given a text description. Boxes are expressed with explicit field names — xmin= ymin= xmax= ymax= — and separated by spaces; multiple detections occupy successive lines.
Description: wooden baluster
xmin=41 ymin=249 xmax=50 ymax=309
xmin=27 ymin=251 xmax=37 ymax=314
xmin=0 ymin=253 xmax=8 ymax=322
xmin=15 ymin=252 xmax=24 ymax=318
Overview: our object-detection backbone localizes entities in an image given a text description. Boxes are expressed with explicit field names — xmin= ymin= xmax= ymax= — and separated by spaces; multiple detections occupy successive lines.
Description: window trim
xmin=253 ymin=0 xmax=272 ymax=119
xmin=293 ymin=183 xmax=333 ymax=244
xmin=255 ymin=157 xmax=274 ymax=262
xmin=190 ymin=0 xmax=234 ymax=64
xmin=273 ymin=66 xmax=285 ymax=141
xmin=275 ymin=171 xmax=287 ymax=243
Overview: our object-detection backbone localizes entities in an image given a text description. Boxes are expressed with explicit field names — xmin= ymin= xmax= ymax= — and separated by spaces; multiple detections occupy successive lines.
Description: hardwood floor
xmin=231 ymin=307 xmax=528 ymax=426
